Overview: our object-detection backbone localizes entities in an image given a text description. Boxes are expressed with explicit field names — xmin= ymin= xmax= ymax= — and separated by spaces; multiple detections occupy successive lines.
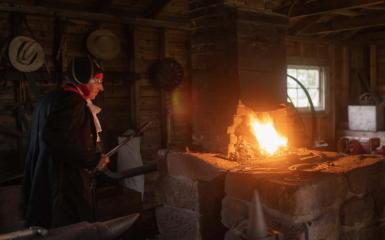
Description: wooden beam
xmin=35 ymin=0 xmax=142 ymax=17
xmin=289 ymin=15 xmax=323 ymax=35
xmin=144 ymin=0 xmax=172 ymax=18
xmin=34 ymin=1 xmax=103 ymax=12
xmin=304 ymin=13 xmax=385 ymax=34
xmin=276 ymin=0 xmax=384 ymax=18
xmin=338 ymin=29 xmax=361 ymax=40
xmin=95 ymin=0 xmax=114 ymax=12
xmin=0 ymin=3 xmax=190 ymax=30
xmin=361 ymin=5 xmax=385 ymax=9
xmin=33 ymin=0 xmax=42 ymax=6
xmin=332 ymin=9 xmax=361 ymax=17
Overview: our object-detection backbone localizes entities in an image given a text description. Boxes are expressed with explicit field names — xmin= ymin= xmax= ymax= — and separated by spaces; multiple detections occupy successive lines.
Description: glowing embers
xmin=249 ymin=113 xmax=288 ymax=156
xmin=227 ymin=102 xmax=289 ymax=162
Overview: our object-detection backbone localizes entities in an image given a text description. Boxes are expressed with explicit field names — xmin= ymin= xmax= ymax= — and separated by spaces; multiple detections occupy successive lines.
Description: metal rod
xmin=104 ymin=162 xmax=158 ymax=180
xmin=105 ymin=121 xmax=152 ymax=158
xmin=287 ymin=74 xmax=317 ymax=146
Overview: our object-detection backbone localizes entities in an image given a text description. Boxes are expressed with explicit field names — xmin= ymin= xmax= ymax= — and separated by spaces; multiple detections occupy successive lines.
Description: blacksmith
xmin=23 ymin=56 xmax=109 ymax=228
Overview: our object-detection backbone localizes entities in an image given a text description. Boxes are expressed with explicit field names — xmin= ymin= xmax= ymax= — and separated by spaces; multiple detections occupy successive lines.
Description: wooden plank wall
xmin=134 ymin=27 xmax=190 ymax=203
xmin=0 ymin=12 xmax=192 ymax=198
xmin=375 ymin=40 xmax=385 ymax=95
xmin=352 ymin=32 xmax=385 ymax=97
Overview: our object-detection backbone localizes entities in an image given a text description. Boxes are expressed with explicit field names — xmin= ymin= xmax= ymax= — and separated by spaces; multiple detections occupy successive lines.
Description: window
xmin=287 ymin=65 xmax=325 ymax=111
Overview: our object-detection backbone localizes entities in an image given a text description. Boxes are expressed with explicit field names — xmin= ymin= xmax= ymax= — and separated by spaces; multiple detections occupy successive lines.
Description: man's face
xmin=86 ymin=76 xmax=104 ymax=100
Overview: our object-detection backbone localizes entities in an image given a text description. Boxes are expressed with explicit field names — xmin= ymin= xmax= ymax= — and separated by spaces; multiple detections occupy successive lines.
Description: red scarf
xmin=63 ymin=84 xmax=90 ymax=100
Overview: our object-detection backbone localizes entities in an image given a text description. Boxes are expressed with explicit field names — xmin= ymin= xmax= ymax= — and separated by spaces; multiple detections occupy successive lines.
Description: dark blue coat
xmin=23 ymin=87 xmax=100 ymax=228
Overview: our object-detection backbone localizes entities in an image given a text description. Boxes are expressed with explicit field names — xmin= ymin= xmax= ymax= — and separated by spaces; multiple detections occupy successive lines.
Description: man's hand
xmin=96 ymin=154 xmax=110 ymax=171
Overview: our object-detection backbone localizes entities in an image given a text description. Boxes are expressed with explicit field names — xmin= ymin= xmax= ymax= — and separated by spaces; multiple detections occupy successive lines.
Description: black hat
xmin=68 ymin=56 xmax=103 ymax=84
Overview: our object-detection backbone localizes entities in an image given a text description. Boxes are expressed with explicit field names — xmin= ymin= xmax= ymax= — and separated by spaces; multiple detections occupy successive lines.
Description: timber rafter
xmin=276 ymin=0 xmax=385 ymax=18
xmin=303 ymin=12 xmax=385 ymax=34
xmin=0 ymin=3 xmax=190 ymax=30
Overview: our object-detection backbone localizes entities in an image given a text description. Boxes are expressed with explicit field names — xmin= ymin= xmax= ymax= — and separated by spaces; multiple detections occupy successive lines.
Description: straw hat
xmin=8 ymin=36 xmax=45 ymax=72
xmin=86 ymin=29 xmax=121 ymax=60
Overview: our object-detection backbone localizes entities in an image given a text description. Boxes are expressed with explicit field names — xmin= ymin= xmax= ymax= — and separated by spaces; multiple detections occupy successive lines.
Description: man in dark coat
xmin=23 ymin=56 xmax=109 ymax=228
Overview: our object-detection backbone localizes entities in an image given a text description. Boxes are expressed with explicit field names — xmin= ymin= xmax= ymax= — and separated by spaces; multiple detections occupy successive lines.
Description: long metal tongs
xmin=95 ymin=121 xmax=153 ymax=178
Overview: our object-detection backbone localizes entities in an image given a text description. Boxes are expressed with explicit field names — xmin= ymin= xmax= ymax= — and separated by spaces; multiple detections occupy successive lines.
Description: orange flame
xmin=249 ymin=114 xmax=288 ymax=156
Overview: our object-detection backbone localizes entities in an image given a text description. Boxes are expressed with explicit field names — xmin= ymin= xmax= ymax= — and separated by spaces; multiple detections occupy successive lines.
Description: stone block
xmin=226 ymin=170 xmax=348 ymax=222
xmin=340 ymin=196 xmax=374 ymax=227
xmin=156 ymin=173 xmax=226 ymax=214
xmin=340 ymin=224 xmax=382 ymax=240
xmin=224 ymin=220 xmax=285 ymax=240
xmin=156 ymin=205 xmax=200 ymax=240
xmin=224 ymin=220 xmax=248 ymax=240
xmin=344 ymin=160 xmax=385 ymax=195
xmin=257 ymin=173 xmax=348 ymax=222
xmin=156 ymin=205 xmax=225 ymax=240
xmin=307 ymin=210 xmax=339 ymax=240
xmin=155 ymin=163 xmax=227 ymax=240
xmin=225 ymin=171 xmax=281 ymax=201
xmin=224 ymin=229 xmax=244 ymax=240
xmin=221 ymin=196 xmax=250 ymax=228
xmin=156 ymin=175 xmax=199 ymax=211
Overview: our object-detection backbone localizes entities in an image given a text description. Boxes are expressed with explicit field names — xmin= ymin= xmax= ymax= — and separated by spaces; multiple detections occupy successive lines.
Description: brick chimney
xmin=190 ymin=0 xmax=288 ymax=153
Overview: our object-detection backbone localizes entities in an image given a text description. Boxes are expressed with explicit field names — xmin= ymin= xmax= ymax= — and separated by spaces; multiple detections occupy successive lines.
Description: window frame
xmin=287 ymin=65 xmax=326 ymax=112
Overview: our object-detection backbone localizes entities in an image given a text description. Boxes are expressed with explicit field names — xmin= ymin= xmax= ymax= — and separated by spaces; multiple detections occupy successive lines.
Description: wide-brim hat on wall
xmin=86 ymin=29 xmax=121 ymax=60
xmin=8 ymin=36 xmax=45 ymax=72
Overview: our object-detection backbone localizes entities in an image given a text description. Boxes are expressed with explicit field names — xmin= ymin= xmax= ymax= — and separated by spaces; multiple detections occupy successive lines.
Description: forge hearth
xmin=155 ymin=151 xmax=385 ymax=240
xmin=227 ymin=102 xmax=302 ymax=163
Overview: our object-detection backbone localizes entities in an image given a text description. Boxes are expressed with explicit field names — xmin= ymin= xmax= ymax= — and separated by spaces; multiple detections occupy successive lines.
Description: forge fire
xmin=227 ymin=102 xmax=294 ymax=162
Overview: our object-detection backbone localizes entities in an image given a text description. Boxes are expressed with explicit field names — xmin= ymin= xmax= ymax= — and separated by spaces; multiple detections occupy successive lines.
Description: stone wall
xmin=156 ymin=150 xmax=385 ymax=240
xmin=155 ymin=151 xmax=238 ymax=239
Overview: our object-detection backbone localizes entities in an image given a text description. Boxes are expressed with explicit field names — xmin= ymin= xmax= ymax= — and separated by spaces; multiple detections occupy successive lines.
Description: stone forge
xmin=155 ymin=151 xmax=385 ymax=240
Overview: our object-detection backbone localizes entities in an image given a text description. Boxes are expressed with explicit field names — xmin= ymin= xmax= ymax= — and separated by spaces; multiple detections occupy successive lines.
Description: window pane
xmin=308 ymin=89 xmax=320 ymax=107
xmin=287 ymin=77 xmax=297 ymax=88
xmin=287 ymin=89 xmax=298 ymax=104
xmin=297 ymin=69 xmax=307 ymax=84
xmin=287 ymin=65 xmax=324 ymax=111
xmin=287 ymin=68 xmax=297 ymax=77
xmin=307 ymin=70 xmax=319 ymax=88
xmin=297 ymin=90 xmax=308 ymax=107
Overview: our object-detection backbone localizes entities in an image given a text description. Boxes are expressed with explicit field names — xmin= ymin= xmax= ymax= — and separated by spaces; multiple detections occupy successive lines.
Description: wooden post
xmin=53 ymin=17 xmax=66 ymax=86
xmin=126 ymin=26 xmax=138 ymax=128
xmin=370 ymin=44 xmax=377 ymax=93
xmin=9 ymin=13 xmax=25 ymax=169
xmin=159 ymin=28 xmax=171 ymax=148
